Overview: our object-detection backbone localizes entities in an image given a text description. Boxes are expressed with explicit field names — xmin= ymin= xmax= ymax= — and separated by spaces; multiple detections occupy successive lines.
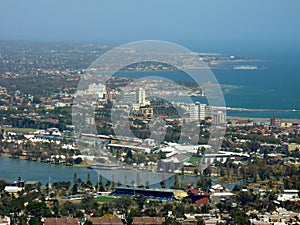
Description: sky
xmin=0 ymin=0 xmax=300 ymax=47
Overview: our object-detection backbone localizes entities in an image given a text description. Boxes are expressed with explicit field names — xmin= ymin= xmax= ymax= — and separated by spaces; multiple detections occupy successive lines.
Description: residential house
xmin=132 ymin=217 xmax=165 ymax=225
xmin=88 ymin=217 xmax=123 ymax=225
xmin=44 ymin=218 xmax=79 ymax=225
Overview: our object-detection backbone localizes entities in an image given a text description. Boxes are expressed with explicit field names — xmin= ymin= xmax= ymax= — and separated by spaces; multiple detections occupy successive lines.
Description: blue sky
xmin=0 ymin=0 xmax=299 ymax=46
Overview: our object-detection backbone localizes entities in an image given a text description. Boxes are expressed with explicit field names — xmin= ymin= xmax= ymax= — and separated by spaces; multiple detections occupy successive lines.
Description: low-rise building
xmin=88 ymin=217 xmax=123 ymax=225
xmin=44 ymin=218 xmax=79 ymax=225
xmin=287 ymin=143 xmax=300 ymax=151
xmin=0 ymin=216 xmax=10 ymax=225
xmin=132 ymin=217 xmax=165 ymax=225
xmin=277 ymin=189 xmax=300 ymax=202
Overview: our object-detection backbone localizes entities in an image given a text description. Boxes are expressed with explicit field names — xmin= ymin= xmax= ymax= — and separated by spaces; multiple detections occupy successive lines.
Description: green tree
xmin=84 ymin=220 xmax=93 ymax=225
xmin=73 ymin=173 xmax=78 ymax=185
xmin=160 ymin=180 xmax=166 ymax=189
xmin=26 ymin=201 xmax=51 ymax=217
xmin=71 ymin=183 xmax=78 ymax=195
xmin=86 ymin=173 xmax=93 ymax=188
xmin=19 ymin=214 xmax=27 ymax=225
xmin=74 ymin=157 xmax=83 ymax=164
xmin=162 ymin=218 xmax=181 ymax=225
xmin=28 ymin=217 xmax=43 ymax=225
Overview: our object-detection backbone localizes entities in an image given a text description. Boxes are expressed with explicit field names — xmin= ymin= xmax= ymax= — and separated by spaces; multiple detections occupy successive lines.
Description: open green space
xmin=3 ymin=127 xmax=37 ymax=133
xmin=95 ymin=196 xmax=118 ymax=203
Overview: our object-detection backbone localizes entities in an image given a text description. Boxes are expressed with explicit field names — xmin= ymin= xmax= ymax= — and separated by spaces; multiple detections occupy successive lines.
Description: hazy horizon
xmin=0 ymin=0 xmax=300 ymax=47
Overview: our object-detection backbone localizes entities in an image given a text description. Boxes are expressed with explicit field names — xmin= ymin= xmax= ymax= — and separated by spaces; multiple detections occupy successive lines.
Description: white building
xmin=190 ymin=104 xmax=199 ymax=121
xmin=213 ymin=111 xmax=226 ymax=124
xmin=87 ymin=83 xmax=106 ymax=99
xmin=0 ymin=216 xmax=10 ymax=225
xmin=277 ymin=190 xmax=300 ymax=201
xmin=123 ymin=91 xmax=136 ymax=104
xmin=189 ymin=102 xmax=206 ymax=121
xmin=136 ymin=88 xmax=146 ymax=106
xmin=4 ymin=186 xmax=24 ymax=194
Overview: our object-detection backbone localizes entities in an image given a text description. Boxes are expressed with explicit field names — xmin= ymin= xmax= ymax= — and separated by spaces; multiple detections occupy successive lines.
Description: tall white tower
xmin=189 ymin=102 xmax=206 ymax=121
xmin=136 ymin=88 xmax=146 ymax=106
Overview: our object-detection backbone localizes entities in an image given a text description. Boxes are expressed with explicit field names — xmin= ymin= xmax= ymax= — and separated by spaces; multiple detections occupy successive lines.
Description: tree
xmin=26 ymin=201 xmax=51 ymax=217
xmin=84 ymin=220 xmax=93 ymax=225
xmin=19 ymin=215 xmax=27 ymax=225
xmin=160 ymin=180 xmax=166 ymax=189
xmin=105 ymin=180 xmax=111 ymax=190
xmin=0 ymin=180 xmax=7 ymax=192
xmin=171 ymin=174 xmax=179 ymax=189
xmin=127 ymin=150 xmax=133 ymax=159
xmin=162 ymin=218 xmax=181 ymax=225
xmin=97 ymin=174 xmax=105 ymax=191
xmin=196 ymin=177 xmax=211 ymax=191
xmin=229 ymin=209 xmax=251 ymax=225
xmin=74 ymin=157 xmax=83 ymax=164
xmin=29 ymin=217 xmax=43 ymax=225
xmin=238 ymin=191 xmax=256 ymax=206
xmin=86 ymin=173 xmax=93 ymax=189
xmin=174 ymin=203 xmax=185 ymax=217
xmin=73 ymin=173 xmax=78 ymax=185
xmin=197 ymin=219 xmax=205 ymax=225
xmin=71 ymin=184 xmax=78 ymax=195
xmin=134 ymin=195 xmax=147 ymax=209
xmin=216 ymin=202 xmax=226 ymax=214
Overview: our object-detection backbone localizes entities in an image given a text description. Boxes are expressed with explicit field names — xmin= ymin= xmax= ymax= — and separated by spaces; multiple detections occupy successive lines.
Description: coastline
xmin=227 ymin=116 xmax=300 ymax=124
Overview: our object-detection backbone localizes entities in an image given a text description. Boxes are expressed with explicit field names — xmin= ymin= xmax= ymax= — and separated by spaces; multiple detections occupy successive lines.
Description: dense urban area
xmin=0 ymin=41 xmax=300 ymax=225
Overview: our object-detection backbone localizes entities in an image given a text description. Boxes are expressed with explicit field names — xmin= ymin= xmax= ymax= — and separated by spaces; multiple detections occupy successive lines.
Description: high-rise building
xmin=205 ymin=105 xmax=212 ymax=119
xmin=199 ymin=103 xmax=206 ymax=121
xmin=270 ymin=116 xmax=281 ymax=127
xmin=189 ymin=102 xmax=206 ymax=121
xmin=213 ymin=111 xmax=226 ymax=124
xmin=189 ymin=104 xmax=199 ymax=121
xmin=136 ymin=88 xmax=146 ymax=106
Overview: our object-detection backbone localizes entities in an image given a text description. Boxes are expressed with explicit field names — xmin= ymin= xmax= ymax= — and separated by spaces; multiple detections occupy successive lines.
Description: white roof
xmin=4 ymin=186 xmax=23 ymax=193
xmin=212 ymin=192 xmax=234 ymax=197
xmin=283 ymin=189 xmax=299 ymax=193
xmin=162 ymin=157 xmax=180 ymax=163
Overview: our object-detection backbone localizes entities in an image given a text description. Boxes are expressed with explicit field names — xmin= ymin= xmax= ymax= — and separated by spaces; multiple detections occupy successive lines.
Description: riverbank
xmin=0 ymin=156 xmax=98 ymax=184
xmin=0 ymin=152 xmax=91 ymax=168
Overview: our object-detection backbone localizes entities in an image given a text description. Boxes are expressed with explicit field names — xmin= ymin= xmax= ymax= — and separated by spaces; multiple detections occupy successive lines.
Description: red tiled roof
xmin=89 ymin=217 xmax=123 ymax=225
xmin=44 ymin=218 xmax=79 ymax=225
xmin=132 ymin=217 xmax=165 ymax=225
xmin=237 ymin=120 xmax=250 ymax=124
xmin=194 ymin=197 xmax=209 ymax=205
xmin=185 ymin=188 xmax=209 ymax=197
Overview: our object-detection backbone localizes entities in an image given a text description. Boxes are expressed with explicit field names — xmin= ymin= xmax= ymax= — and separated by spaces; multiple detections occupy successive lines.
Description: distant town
xmin=0 ymin=41 xmax=300 ymax=225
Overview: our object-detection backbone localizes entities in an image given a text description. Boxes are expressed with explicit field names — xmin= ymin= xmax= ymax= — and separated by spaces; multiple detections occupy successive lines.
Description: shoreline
xmin=0 ymin=152 xmax=90 ymax=168
xmin=227 ymin=116 xmax=300 ymax=123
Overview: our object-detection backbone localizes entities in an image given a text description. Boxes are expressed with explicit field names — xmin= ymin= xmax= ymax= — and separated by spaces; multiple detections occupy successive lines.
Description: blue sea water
xmin=115 ymin=41 xmax=300 ymax=119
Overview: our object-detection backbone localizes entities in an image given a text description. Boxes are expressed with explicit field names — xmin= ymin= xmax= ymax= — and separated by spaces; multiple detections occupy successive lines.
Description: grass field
xmin=95 ymin=196 xmax=118 ymax=203
xmin=3 ymin=127 xmax=37 ymax=133
xmin=187 ymin=156 xmax=202 ymax=166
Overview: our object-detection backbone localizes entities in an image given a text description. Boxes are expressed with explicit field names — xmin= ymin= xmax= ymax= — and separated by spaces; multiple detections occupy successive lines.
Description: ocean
xmin=115 ymin=40 xmax=300 ymax=119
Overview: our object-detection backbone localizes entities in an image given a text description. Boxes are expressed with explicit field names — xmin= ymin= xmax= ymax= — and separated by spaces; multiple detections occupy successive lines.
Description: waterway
xmin=0 ymin=156 xmax=98 ymax=184
xmin=0 ymin=157 xmax=240 ymax=190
